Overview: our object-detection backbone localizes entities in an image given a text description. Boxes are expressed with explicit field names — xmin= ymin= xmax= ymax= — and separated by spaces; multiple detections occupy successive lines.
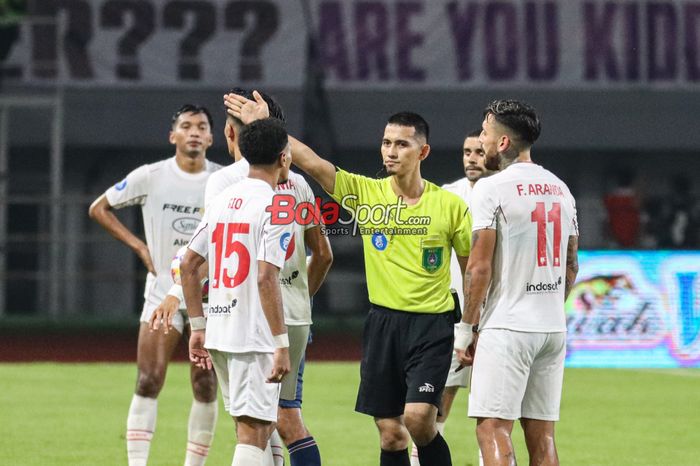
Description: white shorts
xmin=445 ymin=349 xmax=471 ymax=388
xmin=140 ymin=300 xmax=189 ymax=335
xmin=468 ymin=329 xmax=566 ymax=421
xmin=209 ymin=349 xmax=280 ymax=422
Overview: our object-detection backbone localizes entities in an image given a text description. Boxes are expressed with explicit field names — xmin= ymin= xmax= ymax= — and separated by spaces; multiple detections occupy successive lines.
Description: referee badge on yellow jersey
xmin=420 ymin=237 xmax=444 ymax=272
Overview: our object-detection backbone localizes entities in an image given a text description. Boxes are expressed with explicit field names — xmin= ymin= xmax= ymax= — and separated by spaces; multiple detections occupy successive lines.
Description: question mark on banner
xmin=100 ymin=0 xmax=155 ymax=80
xmin=163 ymin=0 xmax=216 ymax=80
xmin=225 ymin=0 xmax=279 ymax=81
xmin=29 ymin=0 xmax=94 ymax=79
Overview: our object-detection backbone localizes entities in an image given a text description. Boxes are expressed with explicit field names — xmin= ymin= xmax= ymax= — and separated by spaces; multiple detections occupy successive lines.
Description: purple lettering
xmin=624 ymin=3 xmax=640 ymax=80
xmin=318 ymin=1 xmax=351 ymax=80
xmin=685 ymin=4 xmax=700 ymax=80
xmin=583 ymin=2 xmax=619 ymax=81
xmin=447 ymin=1 xmax=479 ymax=81
xmin=647 ymin=2 xmax=677 ymax=80
xmin=355 ymin=2 xmax=389 ymax=80
xmin=484 ymin=2 xmax=518 ymax=80
xmin=396 ymin=2 xmax=425 ymax=81
xmin=525 ymin=2 xmax=558 ymax=80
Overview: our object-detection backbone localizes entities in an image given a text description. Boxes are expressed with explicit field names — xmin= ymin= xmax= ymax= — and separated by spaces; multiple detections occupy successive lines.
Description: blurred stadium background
xmin=0 ymin=0 xmax=698 ymax=463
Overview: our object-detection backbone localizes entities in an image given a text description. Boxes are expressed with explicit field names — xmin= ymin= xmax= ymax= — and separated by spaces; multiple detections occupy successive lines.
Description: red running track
xmin=0 ymin=331 xmax=362 ymax=362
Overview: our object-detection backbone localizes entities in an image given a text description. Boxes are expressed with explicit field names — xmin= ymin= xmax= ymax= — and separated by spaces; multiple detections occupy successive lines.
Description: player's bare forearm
xmin=564 ymin=235 xmax=579 ymax=300
xmin=258 ymin=261 xmax=287 ymax=337
xmin=461 ymin=229 xmax=496 ymax=325
xmin=88 ymin=194 xmax=154 ymax=272
xmin=289 ymin=136 xmax=337 ymax=194
xmin=305 ymin=226 xmax=333 ymax=297
xmin=182 ymin=249 xmax=206 ymax=318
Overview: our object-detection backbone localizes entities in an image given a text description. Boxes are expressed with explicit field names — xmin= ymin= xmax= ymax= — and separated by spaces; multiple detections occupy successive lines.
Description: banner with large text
xmin=565 ymin=251 xmax=700 ymax=368
xmin=2 ymin=0 xmax=700 ymax=88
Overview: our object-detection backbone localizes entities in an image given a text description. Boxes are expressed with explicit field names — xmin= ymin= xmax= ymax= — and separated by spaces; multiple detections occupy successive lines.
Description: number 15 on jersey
xmin=211 ymin=222 xmax=251 ymax=288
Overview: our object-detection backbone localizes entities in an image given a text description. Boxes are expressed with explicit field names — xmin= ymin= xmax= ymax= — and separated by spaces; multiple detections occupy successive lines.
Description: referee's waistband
xmin=370 ymin=302 xmax=453 ymax=316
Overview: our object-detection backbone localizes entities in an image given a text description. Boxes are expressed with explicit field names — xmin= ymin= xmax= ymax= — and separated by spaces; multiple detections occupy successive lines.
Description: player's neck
xmin=501 ymin=152 xmax=532 ymax=170
xmin=391 ymin=171 xmax=424 ymax=205
xmin=175 ymin=153 xmax=206 ymax=173
xmin=248 ymin=166 xmax=278 ymax=190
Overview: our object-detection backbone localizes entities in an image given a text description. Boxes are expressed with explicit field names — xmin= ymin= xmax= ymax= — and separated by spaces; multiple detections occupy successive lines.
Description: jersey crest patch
xmin=372 ymin=232 xmax=388 ymax=251
xmin=422 ymin=246 xmax=443 ymax=272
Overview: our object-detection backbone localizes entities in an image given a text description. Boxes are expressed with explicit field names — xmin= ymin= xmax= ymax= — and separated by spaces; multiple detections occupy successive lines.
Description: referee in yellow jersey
xmin=226 ymin=93 xmax=472 ymax=466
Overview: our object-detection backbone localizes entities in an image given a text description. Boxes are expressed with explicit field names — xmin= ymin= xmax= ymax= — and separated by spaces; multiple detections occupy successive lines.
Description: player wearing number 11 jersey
xmin=454 ymin=100 xmax=579 ymax=466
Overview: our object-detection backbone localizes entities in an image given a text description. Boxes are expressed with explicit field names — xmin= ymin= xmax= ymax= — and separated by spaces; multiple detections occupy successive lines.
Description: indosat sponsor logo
xmin=526 ymin=277 xmax=562 ymax=294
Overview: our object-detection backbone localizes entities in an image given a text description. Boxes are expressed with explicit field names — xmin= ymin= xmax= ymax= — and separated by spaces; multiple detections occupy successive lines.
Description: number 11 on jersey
xmin=531 ymin=202 xmax=561 ymax=267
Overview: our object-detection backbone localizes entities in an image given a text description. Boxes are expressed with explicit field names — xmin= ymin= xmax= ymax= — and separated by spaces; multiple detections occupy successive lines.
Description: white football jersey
xmin=471 ymin=163 xmax=578 ymax=332
xmin=105 ymin=157 xmax=221 ymax=309
xmin=204 ymin=158 xmax=249 ymax=208
xmin=188 ymin=178 xmax=293 ymax=353
xmin=204 ymin=158 xmax=317 ymax=325
xmin=442 ymin=177 xmax=474 ymax=310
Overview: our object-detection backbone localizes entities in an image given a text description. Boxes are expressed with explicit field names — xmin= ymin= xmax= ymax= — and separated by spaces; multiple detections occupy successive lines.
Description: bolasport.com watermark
xmin=265 ymin=194 xmax=430 ymax=236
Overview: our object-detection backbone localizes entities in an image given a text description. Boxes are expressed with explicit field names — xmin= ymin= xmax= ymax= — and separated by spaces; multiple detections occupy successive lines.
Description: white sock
xmin=479 ymin=447 xmax=485 ymax=466
xmin=269 ymin=430 xmax=285 ymax=466
xmin=410 ymin=442 xmax=420 ymax=466
xmin=185 ymin=400 xmax=218 ymax=466
xmin=233 ymin=444 xmax=264 ymax=466
xmin=126 ymin=394 xmax=157 ymax=466
xmin=263 ymin=441 xmax=274 ymax=466
xmin=436 ymin=421 xmax=446 ymax=435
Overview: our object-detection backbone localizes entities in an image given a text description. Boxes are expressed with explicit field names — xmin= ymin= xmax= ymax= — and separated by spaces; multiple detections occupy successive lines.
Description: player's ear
xmin=419 ymin=143 xmax=430 ymax=161
xmin=225 ymin=121 xmax=236 ymax=144
xmin=498 ymin=134 xmax=510 ymax=153
xmin=168 ymin=130 xmax=176 ymax=145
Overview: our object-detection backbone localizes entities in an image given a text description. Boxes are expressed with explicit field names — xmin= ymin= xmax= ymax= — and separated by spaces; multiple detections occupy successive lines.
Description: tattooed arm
xmin=564 ymin=235 xmax=579 ymax=301
xmin=461 ymin=229 xmax=496 ymax=327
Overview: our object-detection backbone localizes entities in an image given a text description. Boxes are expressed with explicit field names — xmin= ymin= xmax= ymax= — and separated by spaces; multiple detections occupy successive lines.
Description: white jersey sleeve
xmin=105 ymin=165 xmax=149 ymax=209
xmin=257 ymin=213 xmax=292 ymax=269
xmin=188 ymin=216 xmax=209 ymax=260
xmin=470 ymin=179 xmax=499 ymax=231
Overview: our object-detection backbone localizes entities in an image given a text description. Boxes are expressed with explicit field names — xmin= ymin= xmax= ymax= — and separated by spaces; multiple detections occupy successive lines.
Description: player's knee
xmin=135 ymin=368 xmax=167 ymax=397
xmin=191 ymin=368 xmax=217 ymax=402
xmin=275 ymin=414 xmax=308 ymax=445
xmin=403 ymin=411 xmax=434 ymax=445
xmin=376 ymin=420 xmax=410 ymax=450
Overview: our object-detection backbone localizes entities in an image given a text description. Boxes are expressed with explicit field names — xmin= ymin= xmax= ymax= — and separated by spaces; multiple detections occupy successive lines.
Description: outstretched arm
xmin=88 ymin=194 xmax=155 ymax=274
xmin=223 ymin=91 xmax=337 ymax=193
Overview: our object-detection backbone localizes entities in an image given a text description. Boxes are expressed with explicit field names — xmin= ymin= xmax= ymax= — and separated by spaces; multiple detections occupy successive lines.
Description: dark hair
xmin=227 ymin=87 xmax=286 ymax=125
xmin=238 ymin=118 xmax=288 ymax=166
xmin=466 ymin=129 xmax=481 ymax=139
xmin=387 ymin=112 xmax=430 ymax=143
xmin=483 ymin=100 xmax=540 ymax=145
xmin=171 ymin=104 xmax=214 ymax=130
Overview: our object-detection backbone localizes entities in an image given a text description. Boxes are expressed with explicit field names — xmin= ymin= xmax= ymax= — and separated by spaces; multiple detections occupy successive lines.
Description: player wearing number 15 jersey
xmin=454 ymin=100 xmax=579 ymax=466
xmin=181 ymin=118 xmax=293 ymax=466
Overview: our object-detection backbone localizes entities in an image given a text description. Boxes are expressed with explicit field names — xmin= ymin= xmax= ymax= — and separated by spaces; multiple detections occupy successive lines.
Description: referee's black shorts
xmin=355 ymin=303 xmax=454 ymax=418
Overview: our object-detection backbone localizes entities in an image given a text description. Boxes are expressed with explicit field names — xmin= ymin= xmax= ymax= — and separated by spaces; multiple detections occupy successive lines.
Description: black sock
xmin=417 ymin=432 xmax=452 ymax=466
xmin=380 ymin=448 xmax=410 ymax=466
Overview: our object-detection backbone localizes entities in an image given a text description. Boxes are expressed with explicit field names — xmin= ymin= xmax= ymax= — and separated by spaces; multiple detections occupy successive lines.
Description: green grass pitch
xmin=1 ymin=363 xmax=698 ymax=465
